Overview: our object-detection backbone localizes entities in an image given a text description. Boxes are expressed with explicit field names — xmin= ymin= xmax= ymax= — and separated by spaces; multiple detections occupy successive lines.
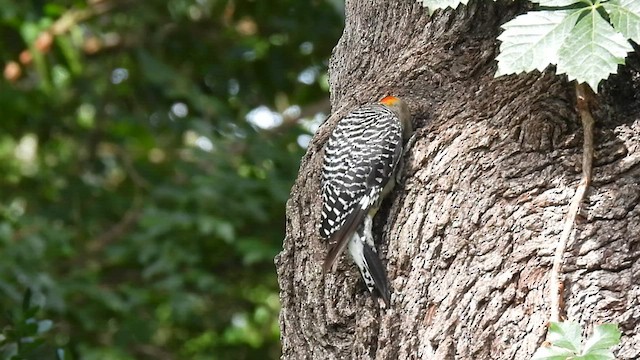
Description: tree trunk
xmin=275 ymin=0 xmax=640 ymax=358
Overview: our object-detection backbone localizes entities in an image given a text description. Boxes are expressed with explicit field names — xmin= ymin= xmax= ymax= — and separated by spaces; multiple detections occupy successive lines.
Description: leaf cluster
xmin=420 ymin=0 xmax=640 ymax=91
xmin=0 ymin=289 xmax=65 ymax=360
xmin=532 ymin=322 xmax=622 ymax=360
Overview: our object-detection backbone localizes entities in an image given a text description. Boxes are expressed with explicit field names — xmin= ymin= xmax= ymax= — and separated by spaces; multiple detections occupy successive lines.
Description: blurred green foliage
xmin=0 ymin=0 xmax=343 ymax=358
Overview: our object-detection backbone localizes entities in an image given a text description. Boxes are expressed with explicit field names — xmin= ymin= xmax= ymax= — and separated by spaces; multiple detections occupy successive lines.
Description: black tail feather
xmin=362 ymin=243 xmax=391 ymax=307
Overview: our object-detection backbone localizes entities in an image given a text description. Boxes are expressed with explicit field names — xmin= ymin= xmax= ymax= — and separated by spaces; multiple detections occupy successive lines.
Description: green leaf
xmin=548 ymin=322 xmax=583 ymax=352
xmin=581 ymin=324 xmax=621 ymax=356
xmin=603 ymin=0 xmax=640 ymax=44
xmin=496 ymin=10 xmax=582 ymax=76
xmin=56 ymin=33 xmax=83 ymax=75
xmin=418 ymin=0 xmax=469 ymax=15
xmin=531 ymin=345 xmax=575 ymax=360
xmin=21 ymin=288 xmax=32 ymax=312
xmin=575 ymin=348 xmax=616 ymax=360
xmin=557 ymin=8 xmax=633 ymax=91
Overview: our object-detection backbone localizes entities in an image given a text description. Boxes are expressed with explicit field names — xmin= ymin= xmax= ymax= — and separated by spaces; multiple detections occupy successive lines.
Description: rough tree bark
xmin=275 ymin=0 xmax=640 ymax=358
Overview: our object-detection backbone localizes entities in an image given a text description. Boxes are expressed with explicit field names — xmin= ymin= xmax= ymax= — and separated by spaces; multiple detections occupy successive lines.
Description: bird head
xmin=380 ymin=95 xmax=412 ymax=139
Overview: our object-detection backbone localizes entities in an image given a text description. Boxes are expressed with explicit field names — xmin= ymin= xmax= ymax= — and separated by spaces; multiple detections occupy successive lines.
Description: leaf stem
xmin=549 ymin=82 xmax=594 ymax=323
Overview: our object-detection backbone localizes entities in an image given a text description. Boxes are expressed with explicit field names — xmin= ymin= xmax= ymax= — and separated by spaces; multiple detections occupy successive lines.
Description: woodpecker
xmin=320 ymin=95 xmax=412 ymax=307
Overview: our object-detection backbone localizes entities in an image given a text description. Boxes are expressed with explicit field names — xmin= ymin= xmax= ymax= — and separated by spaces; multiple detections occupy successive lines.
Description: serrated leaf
xmin=531 ymin=345 xmax=575 ymax=360
xmin=419 ymin=0 xmax=469 ymax=15
xmin=531 ymin=0 xmax=586 ymax=6
xmin=548 ymin=322 xmax=583 ymax=352
xmin=496 ymin=10 xmax=582 ymax=76
xmin=581 ymin=324 xmax=621 ymax=355
xmin=603 ymin=0 xmax=640 ymax=44
xmin=557 ymin=8 xmax=633 ymax=91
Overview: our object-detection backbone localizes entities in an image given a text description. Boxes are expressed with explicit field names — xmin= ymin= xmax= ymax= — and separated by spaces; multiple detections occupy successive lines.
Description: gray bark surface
xmin=275 ymin=0 xmax=640 ymax=358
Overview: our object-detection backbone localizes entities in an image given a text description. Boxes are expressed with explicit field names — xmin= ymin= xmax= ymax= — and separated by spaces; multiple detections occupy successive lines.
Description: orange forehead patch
xmin=380 ymin=96 xmax=399 ymax=105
